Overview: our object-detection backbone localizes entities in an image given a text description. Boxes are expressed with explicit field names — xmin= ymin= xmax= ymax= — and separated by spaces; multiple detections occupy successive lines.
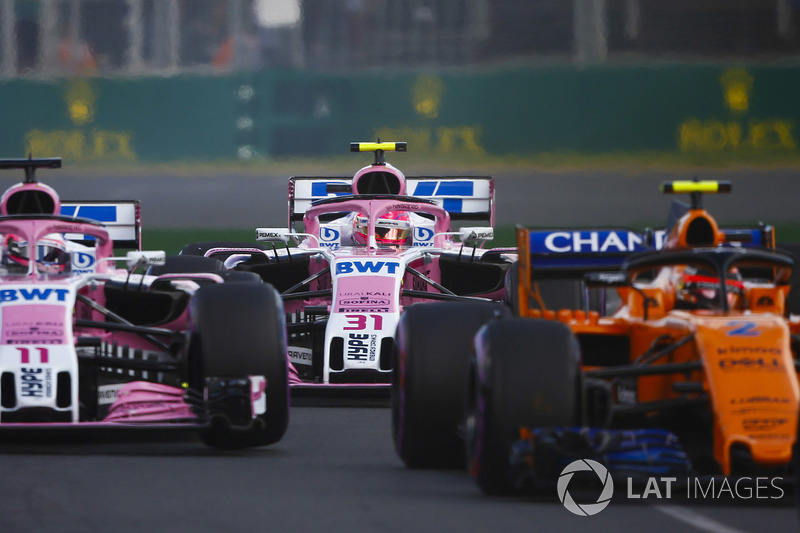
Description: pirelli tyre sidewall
xmin=467 ymin=318 xmax=582 ymax=495
xmin=190 ymin=282 xmax=289 ymax=448
xmin=392 ymin=301 xmax=511 ymax=469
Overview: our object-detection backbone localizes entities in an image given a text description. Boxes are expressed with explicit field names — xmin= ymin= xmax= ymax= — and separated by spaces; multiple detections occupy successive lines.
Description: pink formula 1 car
xmin=180 ymin=142 xmax=515 ymax=394
xmin=0 ymin=158 xmax=288 ymax=448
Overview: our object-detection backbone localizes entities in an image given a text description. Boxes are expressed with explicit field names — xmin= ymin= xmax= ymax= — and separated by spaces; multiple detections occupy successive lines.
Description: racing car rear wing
xmin=60 ymin=200 xmax=141 ymax=250
xmin=288 ymin=176 xmax=494 ymax=229
xmin=519 ymin=224 xmax=776 ymax=277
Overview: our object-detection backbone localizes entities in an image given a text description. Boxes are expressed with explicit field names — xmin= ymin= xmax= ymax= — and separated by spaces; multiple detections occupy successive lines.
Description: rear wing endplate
xmin=60 ymin=201 xmax=141 ymax=250
xmin=289 ymin=176 xmax=494 ymax=228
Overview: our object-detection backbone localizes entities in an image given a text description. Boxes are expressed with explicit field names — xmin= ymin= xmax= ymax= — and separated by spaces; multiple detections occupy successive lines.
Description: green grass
xmin=142 ymin=223 xmax=800 ymax=256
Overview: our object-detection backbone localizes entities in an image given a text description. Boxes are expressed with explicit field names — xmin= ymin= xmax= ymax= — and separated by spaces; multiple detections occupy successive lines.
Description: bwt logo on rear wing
xmin=288 ymin=176 xmax=494 ymax=227
xmin=60 ymin=201 xmax=141 ymax=250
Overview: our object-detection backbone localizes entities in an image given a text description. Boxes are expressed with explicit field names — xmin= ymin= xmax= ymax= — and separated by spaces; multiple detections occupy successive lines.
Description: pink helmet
xmin=353 ymin=211 xmax=411 ymax=245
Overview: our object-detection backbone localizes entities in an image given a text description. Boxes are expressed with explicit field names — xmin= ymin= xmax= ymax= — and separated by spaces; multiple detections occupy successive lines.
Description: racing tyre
xmin=504 ymin=262 xmax=519 ymax=315
xmin=392 ymin=301 xmax=511 ymax=468
xmin=466 ymin=318 xmax=582 ymax=495
xmin=190 ymin=282 xmax=289 ymax=448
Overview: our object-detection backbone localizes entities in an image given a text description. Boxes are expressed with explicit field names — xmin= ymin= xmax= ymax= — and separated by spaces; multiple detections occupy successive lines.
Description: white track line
xmin=652 ymin=504 xmax=752 ymax=533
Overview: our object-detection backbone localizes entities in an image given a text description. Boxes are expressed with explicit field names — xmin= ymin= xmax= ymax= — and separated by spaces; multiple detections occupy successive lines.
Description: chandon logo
xmin=558 ymin=459 xmax=614 ymax=516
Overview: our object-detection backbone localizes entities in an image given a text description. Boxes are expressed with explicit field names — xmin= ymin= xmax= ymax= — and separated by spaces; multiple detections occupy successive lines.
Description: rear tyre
xmin=466 ymin=318 xmax=582 ymax=494
xmin=190 ymin=282 xmax=289 ymax=448
xmin=392 ymin=301 xmax=511 ymax=468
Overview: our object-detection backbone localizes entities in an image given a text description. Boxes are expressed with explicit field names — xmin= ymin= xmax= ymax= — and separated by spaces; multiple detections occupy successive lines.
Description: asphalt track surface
xmin=0 ymin=405 xmax=796 ymax=533
xmin=9 ymin=166 xmax=800 ymax=230
xmin=0 ymin=166 xmax=797 ymax=532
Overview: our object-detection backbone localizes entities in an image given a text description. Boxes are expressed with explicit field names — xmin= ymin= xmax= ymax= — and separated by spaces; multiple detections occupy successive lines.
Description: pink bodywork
xmin=0 ymin=217 xmax=202 ymax=425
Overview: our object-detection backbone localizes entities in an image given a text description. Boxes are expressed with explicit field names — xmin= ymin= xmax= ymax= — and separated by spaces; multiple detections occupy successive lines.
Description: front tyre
xmin=190 ymin=282 xmax=289 ymax=448
xmin=392 ymin=301 xmax=510 ymax=468
xmin=466 ymin=319 xmax=582 ymax=494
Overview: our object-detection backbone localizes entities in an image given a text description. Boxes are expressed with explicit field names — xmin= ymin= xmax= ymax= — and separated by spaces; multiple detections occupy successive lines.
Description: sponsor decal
xmin=72 ymin=251 xmax=96 ymax=273
xmin=288 ymin=347 xmax=313 ymax=367
xmin=257 ymin=230 xmax=283 ymax=240
xmin=339 ymin=297 xmax=391 ymax=307
xmin=4 ymin=321 xmax=64 ymax=344
xmin=346 ymin=333 xmax=370 ymax=361
xmin=717 ymin=346 xmax=780 ymax=356
xmin=742 ymin=418 xmax=788 ymax=432
xmin=335 ymin=260 xmax=401 ymax=276
xmin=726 ymin=321 xmax=760 ymax=336
xmin=319 ymin=226 xmax=341 ymax=249
xmin=389 ymin=203 xmax=418 ymax=212
xmin=19 ymin=367 xmax=52 ymax=398
xmin=730 ymin=396 xmax=790 ymax=405
xmin=539 ymin=231 xmax=648 ymax=253
xmin=0 ymin=288 xmax=70 ymax=302
xmin=718 ymin=356 xmax=784 ymax=371
xmin=412 ymin=226 xmax=435 ymax=247
xmin=97 ymin=383 xmax=124 ymax=405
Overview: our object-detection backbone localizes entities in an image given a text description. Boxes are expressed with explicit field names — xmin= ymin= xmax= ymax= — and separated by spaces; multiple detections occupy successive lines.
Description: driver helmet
xmin=353 ymin=211 xmax=411 ymax=245
xmin=675 ymin=266 xmax=744 ymax=310
xmin=2 ymin=234 xmax=70 ymax=274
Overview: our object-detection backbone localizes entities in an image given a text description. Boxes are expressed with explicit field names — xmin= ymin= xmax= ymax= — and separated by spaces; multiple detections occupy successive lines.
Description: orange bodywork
xmin=516 ymin=204 xmax=800 ymax=475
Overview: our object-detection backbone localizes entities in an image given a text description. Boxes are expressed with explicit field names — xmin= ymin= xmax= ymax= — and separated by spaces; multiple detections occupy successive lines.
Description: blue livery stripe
xmin=412 ymin=182 xmax=437 ymax=196
xmin=311 ymin=182 xmax=349 ymax=197
xmin=433 ymin=181 xmax=473 ymax=196
xmin=413 ymin=181 xmax=475 ymax=196
xmin=442 ymin=199 xmax=463 ymax=213
xmin=60 ymin=205 xmax=118 ymax=222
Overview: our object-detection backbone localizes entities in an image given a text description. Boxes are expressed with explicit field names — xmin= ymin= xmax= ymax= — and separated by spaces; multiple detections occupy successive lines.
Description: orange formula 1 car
xmin=392 ymin=180 xmax=799 ymax=494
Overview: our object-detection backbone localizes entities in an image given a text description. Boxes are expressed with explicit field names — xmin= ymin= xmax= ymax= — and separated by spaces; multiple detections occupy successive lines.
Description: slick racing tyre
xmin=392 ymin=301 xmax=511 ymax=469
xmin=190 ymin=282 xmax=289 ymax=448
xmin=466 ymin=318 xmax=582 ymax=495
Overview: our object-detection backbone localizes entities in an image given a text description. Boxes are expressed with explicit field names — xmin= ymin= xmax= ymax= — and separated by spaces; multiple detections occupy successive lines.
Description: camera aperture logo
xmin=558 ymin=459 xmax=614 ymax=516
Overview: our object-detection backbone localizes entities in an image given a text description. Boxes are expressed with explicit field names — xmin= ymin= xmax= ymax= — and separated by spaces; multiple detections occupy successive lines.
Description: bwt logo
xmin=335 ymin=260 xmax=401 ymax=276
xmin=0 ymin=288 xmax=70 ymax=302
xmin=320 ymin=227 xmax=341 ymax=249
xmin=72 ymin=251 xmax=95 ymax=270
xmin=413 ymin=226 xmax=435 ymax=247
